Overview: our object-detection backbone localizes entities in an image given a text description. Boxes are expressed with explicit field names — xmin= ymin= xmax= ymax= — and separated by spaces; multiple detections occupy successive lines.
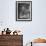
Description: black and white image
xmin=16 ymin=1 xmax=32 ymax=21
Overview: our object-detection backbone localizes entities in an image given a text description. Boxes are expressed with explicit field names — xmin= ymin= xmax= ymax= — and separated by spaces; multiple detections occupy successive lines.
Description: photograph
xmin=16 ymin=1 xmax=32 ymax=21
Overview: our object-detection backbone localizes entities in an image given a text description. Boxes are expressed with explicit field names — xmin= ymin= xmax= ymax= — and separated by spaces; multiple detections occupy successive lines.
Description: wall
xmin=0 ymin=0 xmax=46 ymax=45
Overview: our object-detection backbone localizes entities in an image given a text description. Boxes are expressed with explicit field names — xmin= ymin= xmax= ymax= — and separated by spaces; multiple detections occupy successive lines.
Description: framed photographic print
xmin=16 ymin=1 xmax=32 ymax=21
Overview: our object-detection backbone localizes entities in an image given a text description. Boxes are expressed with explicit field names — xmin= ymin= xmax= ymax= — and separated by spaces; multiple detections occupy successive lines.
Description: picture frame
xmin=16 ymin=1 xmax=32 ymax=21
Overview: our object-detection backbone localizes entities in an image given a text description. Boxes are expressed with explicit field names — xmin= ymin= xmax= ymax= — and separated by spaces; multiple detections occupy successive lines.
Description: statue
xmin=6 ymin=28 xmax=11 ymax=35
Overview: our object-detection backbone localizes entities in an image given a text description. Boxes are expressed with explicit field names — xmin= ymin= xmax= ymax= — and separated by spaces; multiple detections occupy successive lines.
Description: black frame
xmin=16 ymin=1 xmax=32 ymax=21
